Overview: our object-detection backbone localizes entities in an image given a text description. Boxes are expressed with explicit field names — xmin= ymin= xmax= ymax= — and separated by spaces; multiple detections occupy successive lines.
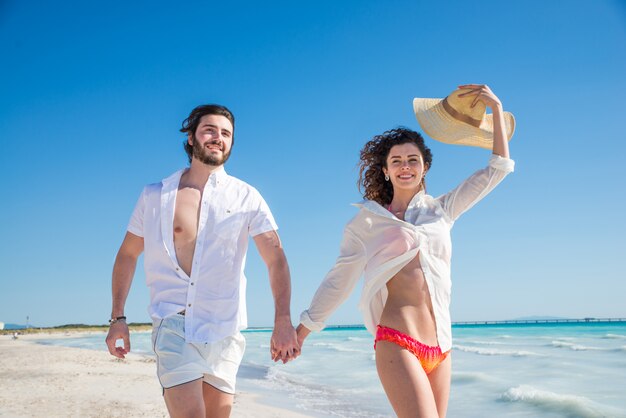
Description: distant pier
xmin=308 ymin=318 xmax=626 ymax=331
xmin=452 ymin=318 xmax=626 ymax=326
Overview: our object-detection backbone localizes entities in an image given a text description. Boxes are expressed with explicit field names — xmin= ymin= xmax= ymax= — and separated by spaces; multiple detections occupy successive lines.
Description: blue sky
xmin=1 ymin=1 xmax=625 ymax=328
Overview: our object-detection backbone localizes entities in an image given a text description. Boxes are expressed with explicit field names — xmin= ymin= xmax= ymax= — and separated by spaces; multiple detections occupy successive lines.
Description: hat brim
xmin=413 ymin=98 xmax=515 ymax=149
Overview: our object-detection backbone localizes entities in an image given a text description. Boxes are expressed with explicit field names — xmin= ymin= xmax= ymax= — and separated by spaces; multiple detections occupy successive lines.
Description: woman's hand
xmin=457 ymin=84 xmax=502 ymax=110
xmin=296 ymin=323 xmax=311 ymax=352
xmin=458 ymin=83 xmax=510 ymax=158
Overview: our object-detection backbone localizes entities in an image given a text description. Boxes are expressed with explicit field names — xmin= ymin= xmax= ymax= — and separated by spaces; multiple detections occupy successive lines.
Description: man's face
xmin=189 ymin=114 xmax=234 ymax=166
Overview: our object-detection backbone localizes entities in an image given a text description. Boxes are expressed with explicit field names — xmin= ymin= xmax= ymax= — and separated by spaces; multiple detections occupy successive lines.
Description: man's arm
xmin=253 ymin=230 xmax=299 ymax=363
xmin=105 ymin=231 xmax=144 ymax=359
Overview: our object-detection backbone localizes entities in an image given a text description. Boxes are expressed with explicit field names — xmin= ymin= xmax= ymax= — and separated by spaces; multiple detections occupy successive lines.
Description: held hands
xmin=269 ymin=321 xmax=313 ymax=364
xmin=458 ymin=84 xmax=502 ymax=111
xmin=270 ymin=316 xmax=300 ymax=364
xmin=105 ymin=321 xmax=131 ymax=359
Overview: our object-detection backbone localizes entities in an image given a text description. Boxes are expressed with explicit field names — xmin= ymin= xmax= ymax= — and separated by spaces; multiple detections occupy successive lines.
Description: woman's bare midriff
xmin=379 ymin=251 xmax=439 ymax=347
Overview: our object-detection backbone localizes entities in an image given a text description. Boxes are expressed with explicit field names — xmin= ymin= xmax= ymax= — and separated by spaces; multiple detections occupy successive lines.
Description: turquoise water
xmin=40 ymin=322 xmax=626 ymax=417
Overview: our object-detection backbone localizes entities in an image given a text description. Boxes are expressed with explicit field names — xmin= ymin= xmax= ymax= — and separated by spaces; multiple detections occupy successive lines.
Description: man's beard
xmin=192 ymin=135 xmax=231 ymax=166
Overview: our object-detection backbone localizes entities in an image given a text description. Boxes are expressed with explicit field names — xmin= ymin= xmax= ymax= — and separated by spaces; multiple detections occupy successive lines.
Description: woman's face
xmin=383 ymin=143 xmax=428 ymax=195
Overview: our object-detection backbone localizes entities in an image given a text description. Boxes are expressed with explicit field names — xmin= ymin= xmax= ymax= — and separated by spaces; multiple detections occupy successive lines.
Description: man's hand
xmin=105 ymin=321 xmax=131 ymax=359
xmin=107 ymin=232 xmax=143 ymax=359
xmin=270 ymin=316 xmax=299 ymax=364
xmin=253 ymin=231 xmax=299 ymax=364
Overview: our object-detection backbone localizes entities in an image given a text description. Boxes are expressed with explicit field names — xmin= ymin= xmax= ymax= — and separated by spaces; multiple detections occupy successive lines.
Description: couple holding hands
xmin=106 ymin=84 xmax=515 ymax=418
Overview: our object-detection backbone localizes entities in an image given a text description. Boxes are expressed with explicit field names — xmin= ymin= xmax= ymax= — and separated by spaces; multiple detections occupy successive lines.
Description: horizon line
xmin=2 ymin=316 xmax=626 ymax=331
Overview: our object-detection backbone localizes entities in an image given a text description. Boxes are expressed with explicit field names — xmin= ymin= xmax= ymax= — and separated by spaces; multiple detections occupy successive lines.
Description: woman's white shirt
xmin=300 ymin=155 xmax=514 ymax=352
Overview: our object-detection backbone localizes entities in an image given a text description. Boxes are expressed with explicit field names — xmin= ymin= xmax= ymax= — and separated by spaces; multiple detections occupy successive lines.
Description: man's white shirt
xmin=128 ymin=167 xmax=277 ymax=343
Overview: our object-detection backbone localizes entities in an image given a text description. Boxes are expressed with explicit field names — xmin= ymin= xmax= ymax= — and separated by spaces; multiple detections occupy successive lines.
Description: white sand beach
xmin=0 ymin=333 xmax=313 ymax=418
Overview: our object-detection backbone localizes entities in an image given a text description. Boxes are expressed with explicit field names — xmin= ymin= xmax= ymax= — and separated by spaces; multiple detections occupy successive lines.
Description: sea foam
xmin=453 ymin=344 xmax=538 ymax=357
xmin=452 ymin=371 xmax=492 ymax=384
xmin=603 ymin=333 xmax=626 ymax=339
xmin=500 ymin=385 xmax=626 ymax=418
xmin=550 ymin=340 xmax=600 ymax=351
xmin=311 ymin=341 xmax=371 ymax=354
xmin=262 ymin=367 xmax=388 ymax=417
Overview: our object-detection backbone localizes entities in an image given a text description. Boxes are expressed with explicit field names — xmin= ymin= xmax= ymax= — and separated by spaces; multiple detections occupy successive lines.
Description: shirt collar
xmin=162 ymin=166 xmax=228 ymax=188
xmin=208 ymin=166 xmax=228 ymax=186
xmin=352 ymin=191 xmax=426 ymax=218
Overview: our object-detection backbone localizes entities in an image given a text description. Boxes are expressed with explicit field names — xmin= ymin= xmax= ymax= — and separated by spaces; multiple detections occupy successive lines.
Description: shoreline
xmin=0 ymin=333 xmax=313 ymax=418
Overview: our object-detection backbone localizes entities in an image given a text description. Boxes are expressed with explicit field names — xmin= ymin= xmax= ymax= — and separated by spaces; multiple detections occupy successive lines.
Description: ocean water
xmin=40 ymin=322 xmax=626 ymax=417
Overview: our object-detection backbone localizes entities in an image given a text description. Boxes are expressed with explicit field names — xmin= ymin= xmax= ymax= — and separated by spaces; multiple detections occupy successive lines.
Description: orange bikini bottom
xmin=374 ymin=325 xmax=450 ymax=375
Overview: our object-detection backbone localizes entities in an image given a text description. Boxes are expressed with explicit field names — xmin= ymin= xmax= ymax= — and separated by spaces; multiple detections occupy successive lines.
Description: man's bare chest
xmin=173 ymin=187 xmax=202 ymax=244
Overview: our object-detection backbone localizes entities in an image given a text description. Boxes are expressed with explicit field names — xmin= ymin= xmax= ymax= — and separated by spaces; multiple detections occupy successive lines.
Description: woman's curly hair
xmin=358 ymin=127 xmax=433 ymax=205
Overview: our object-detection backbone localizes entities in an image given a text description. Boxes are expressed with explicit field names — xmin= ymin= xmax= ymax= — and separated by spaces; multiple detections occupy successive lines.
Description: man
xmin=105 ymin=104 xmax=299 ymax=418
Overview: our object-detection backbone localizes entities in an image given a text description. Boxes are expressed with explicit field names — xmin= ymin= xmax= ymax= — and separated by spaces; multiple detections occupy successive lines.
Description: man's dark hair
xmin=180 ymin=104 xmax=235 ymax=163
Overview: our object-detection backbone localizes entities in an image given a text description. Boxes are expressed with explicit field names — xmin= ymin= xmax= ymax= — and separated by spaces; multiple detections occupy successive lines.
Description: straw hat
xmin=412 ymin=88 xmax=515 ymax=149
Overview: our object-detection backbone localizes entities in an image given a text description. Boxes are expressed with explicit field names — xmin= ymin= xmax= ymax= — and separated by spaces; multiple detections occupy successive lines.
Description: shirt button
xmin=188 ymin=303 xmax=192 ymax=307
xmin=190 ymin=282 xmax=194 ymax=286
xmin=176 ymin=267 xmax=179 ymax=271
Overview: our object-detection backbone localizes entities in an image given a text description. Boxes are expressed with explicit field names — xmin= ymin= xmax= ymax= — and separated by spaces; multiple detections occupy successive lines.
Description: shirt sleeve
xmin=248 ymin=191 xmax=278 ymax=237
xmin=300 ymin=228 xmax=366 ymax=332
xmin=436 ymin=155 xmax=515 ymax=222
xmin=126 ymin=187 xmax=147 ymax=237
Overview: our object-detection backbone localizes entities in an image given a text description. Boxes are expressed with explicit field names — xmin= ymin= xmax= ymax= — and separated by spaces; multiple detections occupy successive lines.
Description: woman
xmin=296 ymin=84 xmax=515 ymax=417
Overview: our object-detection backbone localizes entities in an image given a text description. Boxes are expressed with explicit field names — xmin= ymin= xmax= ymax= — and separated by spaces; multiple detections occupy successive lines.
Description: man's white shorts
xmin=151 ymin=314 xmax=245 ymax=394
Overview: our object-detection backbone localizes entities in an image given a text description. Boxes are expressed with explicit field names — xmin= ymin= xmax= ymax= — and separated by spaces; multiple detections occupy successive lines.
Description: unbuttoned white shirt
xmin=300 ymin=155 xmax=514 ymax=352
xmin=127 ymin=167 xmax=277 ymax=343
